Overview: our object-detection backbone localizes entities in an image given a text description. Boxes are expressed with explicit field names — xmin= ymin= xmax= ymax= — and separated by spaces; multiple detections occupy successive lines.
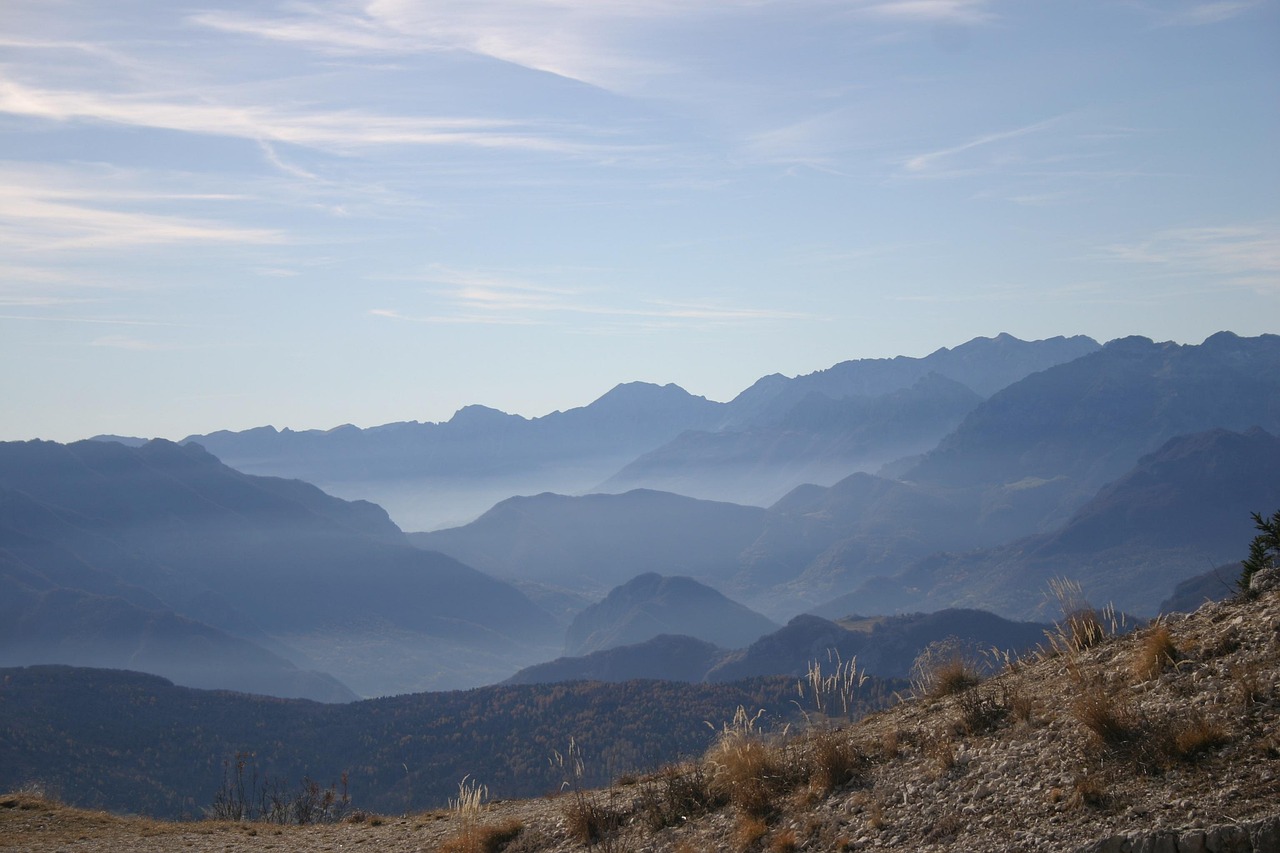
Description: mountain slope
xmin=411 ymin=489 xmax=769 ymax=595
xmin=906 ymin=332 xmax=1280 ymax=498
xmin=841 ymin=427 xmax=1280 ymax=619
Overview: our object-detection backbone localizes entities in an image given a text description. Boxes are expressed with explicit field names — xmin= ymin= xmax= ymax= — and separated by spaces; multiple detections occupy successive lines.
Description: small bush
xmin=956 ymin=685 xmax=1009 ymax=735
xmin=1238 ymin=509 xmax=1280 ymax=595
xmin=636 ymin=763 xmax=723 ymax=831
xmin=1069 ymin=773 xmax=1110 ymax=809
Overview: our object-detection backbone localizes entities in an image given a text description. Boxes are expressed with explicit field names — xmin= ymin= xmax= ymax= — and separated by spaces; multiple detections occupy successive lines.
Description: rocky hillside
xmin=6 ymin=578 xmax=1279 ymax=852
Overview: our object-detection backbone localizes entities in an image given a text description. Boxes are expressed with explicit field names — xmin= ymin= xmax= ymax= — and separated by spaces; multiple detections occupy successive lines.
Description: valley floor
xmin=6 ymin=586 xmax=1280 ymax=853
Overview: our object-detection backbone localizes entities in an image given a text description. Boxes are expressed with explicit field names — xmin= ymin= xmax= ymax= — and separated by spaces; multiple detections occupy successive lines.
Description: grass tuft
xmin=1131 ymin=622 xmax=1179 ymax=681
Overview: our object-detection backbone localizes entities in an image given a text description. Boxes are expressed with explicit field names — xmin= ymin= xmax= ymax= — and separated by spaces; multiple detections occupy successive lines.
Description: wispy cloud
xmin=1107 ymin=223 xmax=1280 ymax=290
xmin=0 ymin=164 xmax=285 ymax=252
xmin=0 ymin=76 xmax=619 ymax=157
xmin=371 ymin=264 xmax=810 ymax=327
xmin=860 ymin=1 xmax=998 ymax=25
xmin=1154 ymin=1 xmax=1267 ymax=26
xmin=900 ymin=117 xmax=1064 ymax=177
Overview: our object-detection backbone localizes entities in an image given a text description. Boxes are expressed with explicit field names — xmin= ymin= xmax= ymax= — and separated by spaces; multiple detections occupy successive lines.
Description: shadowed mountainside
xmin=833 ymin=427 xmax=1280 ymax=620
xmin=0 ymin=439 xmax=559 ymax=697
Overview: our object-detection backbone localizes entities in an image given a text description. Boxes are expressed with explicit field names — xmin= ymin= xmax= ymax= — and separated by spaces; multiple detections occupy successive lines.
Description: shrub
xmin=956 ymin=685 xmax=1009 ymax=735
xmin=636 ymin=763 xmax=723 ymax=831
xmin=1239 ymin=509 xmax=1280 ymax=596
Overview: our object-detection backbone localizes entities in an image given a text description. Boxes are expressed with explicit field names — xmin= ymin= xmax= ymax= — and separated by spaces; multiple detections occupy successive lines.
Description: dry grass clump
xmin=799 ymin=728 xmax=865 ymax=794
xmin=1069 ymin=773 xmax=1110 ymax=810
xmin=1043 ymin=578 xmax=1126 ymax=658
xmin=438 ymin=818 xmax=524 ymax=853
xmin=1171 ymin=715 xmax=1230 ymax=760
xmin=911 ymin=639 xmax=983 ymax=698
xmin=707 ymin=728 xmax=793 ymax=818
xmin=1073 ymin=683 xmax=1142 ymax=750
xmin=955 ymin=684 xmax=1011 ymax=735
xmin=438 ymin=776 xmax=526 ymax=853
xmin=705 ymin=706 xmax=869 ymax=822
xmin=1131 ymin=622 xmax=1179 ymax=681
xmin=734 ymin=814 xmax=769 ymax=850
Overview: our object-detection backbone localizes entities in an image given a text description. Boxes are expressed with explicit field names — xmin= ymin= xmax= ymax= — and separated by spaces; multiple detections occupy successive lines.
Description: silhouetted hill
xmin=564 ymin=573 xmax=778 ymax=655
xmin=411 ymin=490 xmax=768 ymax=595
xmin=506 ymin=634 xmax=727 ymax=684
xmin=0 ymin=439 xmax=559 ymax=697
xmin=842 ymin=427 xmax=1280 ymax=619
xmin=1159 ymin=564 xmax=1238 ymax=614
xmin=181 ymin=382 xmax=725 ymax=530
xmin=0 ymin=664 xmax=903 ymax=819
xmin=505 ymin=606 xmax=1048 ymax=686
xmin=707 ymin=609 xmax=1049 ymax=682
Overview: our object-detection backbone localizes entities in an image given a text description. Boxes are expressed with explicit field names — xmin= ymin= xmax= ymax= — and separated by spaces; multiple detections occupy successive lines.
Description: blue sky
xmin=1 ymin=0 xmax=1277 ymax=442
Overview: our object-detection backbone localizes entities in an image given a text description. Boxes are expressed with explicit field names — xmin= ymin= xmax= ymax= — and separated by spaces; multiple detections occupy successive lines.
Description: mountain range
xmin=414 ymin=333 xmax=1280 ymax=623
xmin=175 ymin=333 xmax=1099 ymax=530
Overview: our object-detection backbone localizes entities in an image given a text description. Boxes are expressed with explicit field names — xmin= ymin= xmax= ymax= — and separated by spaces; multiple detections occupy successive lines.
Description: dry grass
xmin=1073 ymin=682 xmax=1142 ymax=750
xmin=769 ymin=828 xmax=799 ymax=852
xmin=437 ymin=818 xmax=524 ymax=853
xmin=438 ymin=777 xmax=526 ymax=853
xmin=708 ymin=732 xmax=792 ymax=818
xmin=734 ymin=814 xmax=768 ymax=850
xmin=911 ymin=640 xmax=983 ymax=698
xmin=1131 ymin=623 xmax=1179 ymax=681
xmin=799 ymin=729 xmax=864 ymax=794
xmin=1069 ymin=773 xmax=1110 ymax=810
xmin=1171 ymin=715 xmax=1230 ymax=760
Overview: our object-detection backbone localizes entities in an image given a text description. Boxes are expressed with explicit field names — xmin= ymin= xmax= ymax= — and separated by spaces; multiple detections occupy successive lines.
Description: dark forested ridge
xmin=0 ymin=665 xmax=905 ymax=820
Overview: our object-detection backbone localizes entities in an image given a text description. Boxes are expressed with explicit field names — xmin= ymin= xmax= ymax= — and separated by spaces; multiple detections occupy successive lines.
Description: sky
xmin=1 ymin=0 xmax=1277 ymax=443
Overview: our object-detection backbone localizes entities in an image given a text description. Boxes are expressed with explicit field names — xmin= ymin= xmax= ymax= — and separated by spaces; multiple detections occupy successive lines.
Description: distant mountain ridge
xmin=905 ymin=331 xmax=1280 ymax=496
xmin=164 ymin=334 xmax=1099 ymax=530
xmin=182 ymin=381 xmax=725 ymax=530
